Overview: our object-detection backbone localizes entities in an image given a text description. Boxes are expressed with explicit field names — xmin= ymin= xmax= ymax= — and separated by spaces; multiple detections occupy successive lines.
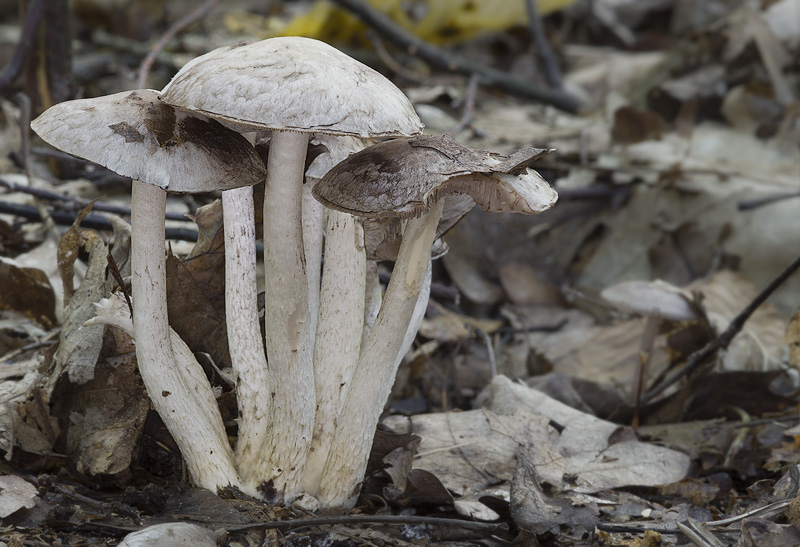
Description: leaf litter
xmin=0 ymin=0 xmax=799 ymax=544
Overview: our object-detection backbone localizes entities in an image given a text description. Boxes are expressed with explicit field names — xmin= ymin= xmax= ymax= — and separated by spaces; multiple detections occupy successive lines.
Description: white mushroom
xmin=313 ymin=135 xmax=558 ymax=509
xmin=31 ymin=90 xmax=265 ymax=494
xmin=159 ymin=37 xmax=423 ymax=499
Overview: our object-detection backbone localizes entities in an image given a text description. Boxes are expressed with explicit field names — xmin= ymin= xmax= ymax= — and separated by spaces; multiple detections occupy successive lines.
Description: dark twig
xmin=0 ymin=199 xmax=200 ymax=242
xmin=449 ymin=73 xmax=480 ymax=137
xmin=641 ymin=254 xmax=800 ymax=404
xmin=737 ymin=192 xmax=800 ymax=211
xmin=70 ymin=514 xmax=507 ymax=537
xmin=378 ymin=270 xmax=459 ymax=303
xmin=224 ymin=513 xmax=509 ymax=534
xmin=524 ymin=0 xmax=563 ymax=88
xmin=0 ymin=0 xmax=46 ymax=92
xmin=329 ymin=0 xmax=581 ymax=112
xmin=368 ymin=31 xmax=426 ymax=83
xmin=107 ymin=253 xmax=133 ymax=318
xmin=0 ymin=175 xmax=192 ymax=221
xmin=137 ymin=0 xmax=219 ymax=89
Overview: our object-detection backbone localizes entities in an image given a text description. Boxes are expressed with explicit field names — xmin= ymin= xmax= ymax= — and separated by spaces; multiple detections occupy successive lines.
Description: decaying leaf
xmin=50 ymin=209 xmax=131 ymax=388
xmin=166 ymin=199 xmax=229 ymax=366
xmin=0 ymin=257 xmax=57 ymax=330
xmin=0 ymin=475 xmax=38 ymax=518
xmin=52 ymin=324 xmax=148 ymax=477
xmin=485 ymin=376 xmax=691 ymax=493
xmin=511 ymin=446 xmax=598 ymax=535
xmin=788 ymin=310 xmax=800 ymax=367
xmin=0 ymin=357 xmax=41 ymax=460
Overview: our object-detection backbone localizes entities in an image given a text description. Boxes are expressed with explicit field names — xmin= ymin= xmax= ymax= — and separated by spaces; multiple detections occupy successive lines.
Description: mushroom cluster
xmin=32 ymin=37 xmax=558 ymax=512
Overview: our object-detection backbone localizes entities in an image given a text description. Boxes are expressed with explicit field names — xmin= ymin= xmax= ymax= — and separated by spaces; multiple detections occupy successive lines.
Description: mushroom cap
xmin=159 ymin=37 xmax=423 ymax=138
xmin=31 ymin=89 xmax=266 ymax=193
xmin=601 ymin=280 xmax=698 ymax=321
xmin=313 ymin=135 xmax=558 ymax=219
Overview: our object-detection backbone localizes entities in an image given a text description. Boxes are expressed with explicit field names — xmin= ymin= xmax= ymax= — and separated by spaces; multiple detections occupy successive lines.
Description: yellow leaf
xmin=277 ymin=0 xmax=577 ymax=45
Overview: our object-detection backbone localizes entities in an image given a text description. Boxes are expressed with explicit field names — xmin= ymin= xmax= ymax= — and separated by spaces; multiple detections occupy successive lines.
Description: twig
xmin=73 ymin=513 xmax=508 ymax=536
xmin=641 ymin=254 xmax=800 ymax=404
xmin=0 ymin=0 xmax=46 ymax=92
xmin=449 ymin=73 xmax=480 ymax=137
xmin=15 ymin=93 xmax=60 ymax=242
xmin=137 ymin=0 xmax=219 ymax=89
xmin=524 ymin=0 xmax=563 ymax=88
xmin=227 ymin=513 xmax=509 ymax=533
xmin=0 ymin=199 xmax=200 ymax=242
xmin=368 ymin=31 xmax=426 ymax=83
xmin=476 ymin=328 xmax=497 ymax=377
xmin=107 ymin=253 xmax=133 ymax=318
xmin=329 ymin=0 xmax=581 ymax=112
xmin=378 ymin=270 xmax=458 ymax=303
xmin=0 ymin=174 xmax=192 ymax=221
xmin=737 ymin=191 xmax=800 ymax=211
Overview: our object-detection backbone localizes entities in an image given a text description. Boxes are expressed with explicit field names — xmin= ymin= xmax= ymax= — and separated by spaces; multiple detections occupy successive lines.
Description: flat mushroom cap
xmin=31 ymin=89 xmax=266 ymax=193
xmin=159 ymin=37 xmax=423 ymax=138
xmin=313 ymin=135 xmax=558 ymax=219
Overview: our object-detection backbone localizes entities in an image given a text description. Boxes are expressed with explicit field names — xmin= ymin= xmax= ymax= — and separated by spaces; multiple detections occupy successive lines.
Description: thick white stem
xmin=222 ymin=187 xmax=270 ymax=483
xmin=261 ymin=130 xmax=314 ymax=499
xmin=318 ymin=201 xmax=444 ymax=510
xmin=302 ymin=182 xmax=325 ymax=347
xmin=129 ymin=180 xmax=240 ymax=493
xmin=303 ymin=210 xmax=366 ymax=494
xmin=395 ymin=261 xmax=432 ymax=368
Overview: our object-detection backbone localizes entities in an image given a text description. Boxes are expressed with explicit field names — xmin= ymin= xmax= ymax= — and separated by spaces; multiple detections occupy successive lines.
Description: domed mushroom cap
xmin=313 ymin=135 xmax=558 ymax=219
xmin=159 ymin=37 xmax=423 ymax=138
xmin=31 ymin=89 xmax=266 ymax=193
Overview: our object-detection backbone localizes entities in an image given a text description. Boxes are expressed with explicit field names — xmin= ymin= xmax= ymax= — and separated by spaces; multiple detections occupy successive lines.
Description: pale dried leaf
xmin=0 ymin=475 xmax=38 ymax=518
xmin=0 ymin=356 xmax=42 ymax=460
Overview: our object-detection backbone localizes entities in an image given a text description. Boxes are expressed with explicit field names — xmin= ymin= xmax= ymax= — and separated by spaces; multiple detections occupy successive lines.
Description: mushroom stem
xmin=318 ymin=200 xmax=444 ymax=510
xmin=221 ymin=186 xmax=271 ymax=481
xmin=303 ymin=210 xmax=366 ymax=495
xmin=130 ymin=180 xmax=240 ymax=492
xmin=260 ymin=130 xmax=314 ymax=498
xmin=362 ymin=260 xmax=382 ymax=346
xmin=302 ymin=182 xmax=325 ymax=348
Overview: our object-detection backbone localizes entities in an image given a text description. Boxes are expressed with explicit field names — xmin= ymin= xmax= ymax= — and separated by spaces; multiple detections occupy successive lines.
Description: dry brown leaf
xmin=166 ymin=199 xmax=229 ymax=366
xmin=788 ymin=310 xmax=800 ymax=367
xmin=0 ymin=258 xmax=57 ymax=330
xmin=418 ymin=300 xmax=503 ymax=343
xmin=688 ymin=271 xmax=789 ymax=372
xmin=53 ymin=325 xmax=148 ymax=477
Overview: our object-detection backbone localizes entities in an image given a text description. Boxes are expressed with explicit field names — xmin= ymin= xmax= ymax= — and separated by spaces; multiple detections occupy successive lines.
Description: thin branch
xmin=641 ymin=253 xmax=800 ymax=404
xmin=329 ymin=0 xmax=581 ymax=112
xmin=224 ymin=513 xmax=509 ymax=534
xmin=449 ymin=73 xmax=480 ymax=137
xmin=0 ymin=199 xmax=200 ymax=242
xmin=137 ymin=0 xmax=219 ymax=89
xmin=737 ymin=191 xmax=800 ymax=211
xmin=0 ymin=0 xmax=46 ymax=92
xmin=0 ymin=174 xmax=192 ymax=221
xmin=524 ymin=0 xmax=563 ymax=88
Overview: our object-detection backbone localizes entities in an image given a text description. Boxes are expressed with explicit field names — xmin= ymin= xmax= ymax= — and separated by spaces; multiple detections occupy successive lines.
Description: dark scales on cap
xmin=109 ymin=122 xmax=145 ymax=143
